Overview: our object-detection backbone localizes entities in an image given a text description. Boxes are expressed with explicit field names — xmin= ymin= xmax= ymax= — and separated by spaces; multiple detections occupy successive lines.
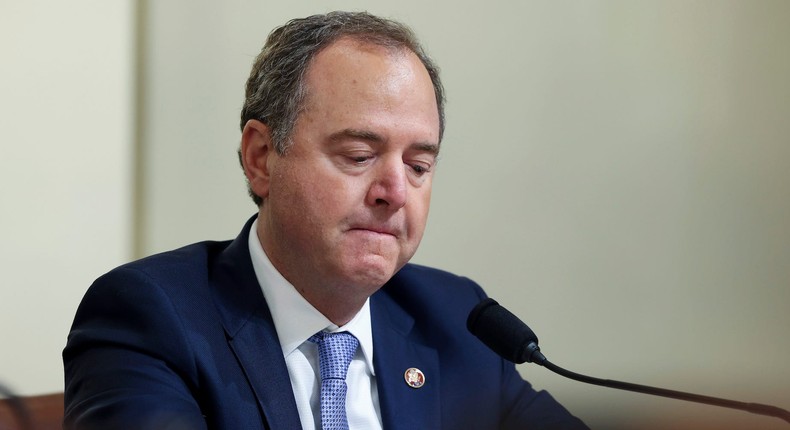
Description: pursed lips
xmin=348 ymin=225 xmax=400 ymax=237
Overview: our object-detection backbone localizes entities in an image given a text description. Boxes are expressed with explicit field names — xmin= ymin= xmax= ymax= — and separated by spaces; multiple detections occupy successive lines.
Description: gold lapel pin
xmin=404 ymin=367 xmax=425 ymax=388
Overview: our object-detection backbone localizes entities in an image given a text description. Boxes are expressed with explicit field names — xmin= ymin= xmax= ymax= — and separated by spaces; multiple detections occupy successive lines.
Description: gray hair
xmin=239 ymin=11 xmax=445 ymax=206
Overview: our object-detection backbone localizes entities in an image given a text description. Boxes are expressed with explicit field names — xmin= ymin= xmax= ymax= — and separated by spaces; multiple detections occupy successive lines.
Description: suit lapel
xmin=210 ymin=216 xmax=301 ymax=429
xmin=226 ymin=314 xmax=298 ymax=430
xmin=371 ymin=289 xmax=441 ymax=430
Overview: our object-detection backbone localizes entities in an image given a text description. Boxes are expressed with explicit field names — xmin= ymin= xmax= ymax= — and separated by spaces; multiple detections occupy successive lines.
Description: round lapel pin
xmin=404 ymin=367 xmax=425 ymax=388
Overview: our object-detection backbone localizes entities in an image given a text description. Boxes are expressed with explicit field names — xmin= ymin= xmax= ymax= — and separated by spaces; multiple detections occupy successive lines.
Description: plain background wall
xmin=0 ymin=0 xmax=134 ymax=396
xmin=3 ymin=1 xmax=789 ymax=429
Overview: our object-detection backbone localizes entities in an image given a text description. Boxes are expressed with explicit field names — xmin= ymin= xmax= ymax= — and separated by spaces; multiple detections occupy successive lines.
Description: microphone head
xmin=467 ymin=298 xmax=541 ymax=364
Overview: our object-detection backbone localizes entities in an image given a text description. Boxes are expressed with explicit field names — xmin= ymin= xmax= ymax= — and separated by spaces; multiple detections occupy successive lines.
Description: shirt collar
xmin=247 ymin=218 xmax=375 ymax=375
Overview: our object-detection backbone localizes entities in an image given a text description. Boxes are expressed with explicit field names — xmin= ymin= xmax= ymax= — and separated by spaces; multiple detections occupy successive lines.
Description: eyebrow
xmin=329 ymin=128 xmax=441 ymax=155
xmin=329 ymin=128 xmax=384 ymax=144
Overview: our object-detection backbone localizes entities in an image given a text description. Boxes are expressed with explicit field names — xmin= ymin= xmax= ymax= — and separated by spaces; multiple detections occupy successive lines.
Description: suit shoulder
xmin=396 ymin=263 xmax=474 ymax=284
xmin=81 ymin=240 xmax=232 ymax=308
xmin=394 ymin=263 xmax=483 ymax=293
xmin=105 ymin=239 xmax=228 ymax=280
xmin=383 ymin=263 xmax=488 ymax=316
xmin=120 ymin=240 xmax=231 ymax=271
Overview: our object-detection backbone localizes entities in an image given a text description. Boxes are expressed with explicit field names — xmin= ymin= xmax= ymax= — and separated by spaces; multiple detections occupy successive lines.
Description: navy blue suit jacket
xmin=64 ymin=217 xmax=587 ymax=429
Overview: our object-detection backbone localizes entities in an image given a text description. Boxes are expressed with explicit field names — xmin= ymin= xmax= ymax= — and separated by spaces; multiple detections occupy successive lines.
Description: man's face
xmin=255 ymin=38 xmax=440 ymax=304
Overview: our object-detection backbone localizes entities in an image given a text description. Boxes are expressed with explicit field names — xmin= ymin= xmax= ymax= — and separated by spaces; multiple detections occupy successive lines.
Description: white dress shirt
xmin=248 ymin=219 xmax=383 ymax=430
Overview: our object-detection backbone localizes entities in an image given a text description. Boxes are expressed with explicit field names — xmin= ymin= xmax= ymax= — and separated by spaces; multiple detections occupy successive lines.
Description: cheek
xmin=274 ymin=164 xmax=358 ymax=227
xmin=409 ymin=187 xmax=432 ymax=226
xmin=400 ymin=188 xmax=432 ymax=257
xmin=307 ymin=182 xmax=362 ymax=231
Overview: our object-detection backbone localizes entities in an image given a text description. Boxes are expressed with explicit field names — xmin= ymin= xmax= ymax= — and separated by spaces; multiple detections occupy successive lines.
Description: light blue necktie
xmin=309 ymin=331 xmax=359 ymax=430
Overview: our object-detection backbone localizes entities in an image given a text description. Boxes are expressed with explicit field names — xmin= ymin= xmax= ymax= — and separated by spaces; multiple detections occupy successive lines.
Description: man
xmin=64 ymin=11 xmax=588 ymax=429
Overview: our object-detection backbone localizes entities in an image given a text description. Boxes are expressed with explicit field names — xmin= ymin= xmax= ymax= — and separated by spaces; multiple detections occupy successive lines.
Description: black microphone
xmin=467 ymin=298 xmax=790 ymax=424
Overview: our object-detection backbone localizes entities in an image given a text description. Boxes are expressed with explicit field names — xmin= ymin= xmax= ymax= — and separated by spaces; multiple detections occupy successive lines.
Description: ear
xmin=240 ymin=119 xmax=275 ymax=200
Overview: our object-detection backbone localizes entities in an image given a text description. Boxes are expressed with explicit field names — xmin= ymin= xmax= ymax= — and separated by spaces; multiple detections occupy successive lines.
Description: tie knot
xmin=309 ymin=331 xmax=359 ymax=381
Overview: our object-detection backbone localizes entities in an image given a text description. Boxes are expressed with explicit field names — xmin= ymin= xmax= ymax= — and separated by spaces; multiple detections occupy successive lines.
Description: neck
xmin=298 ymin=286 xmax=367 ymax=326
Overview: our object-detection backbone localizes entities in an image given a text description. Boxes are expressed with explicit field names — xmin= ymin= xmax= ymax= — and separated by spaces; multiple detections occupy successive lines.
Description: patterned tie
xmin=309 ymin=331 xmax=359 ymax=430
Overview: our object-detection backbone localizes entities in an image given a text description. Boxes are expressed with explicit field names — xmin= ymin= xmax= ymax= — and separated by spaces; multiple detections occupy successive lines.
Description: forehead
xmin=305 ymin=37 xmax=415 ymax=95
xmin=297 ymin=38 xmax=439 ymax=138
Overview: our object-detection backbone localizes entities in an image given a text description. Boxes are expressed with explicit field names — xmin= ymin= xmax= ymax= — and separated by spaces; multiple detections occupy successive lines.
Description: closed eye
xmin=353 ymin=155 xmax=372 ymax=162
xmin=349 ymin=154 xmax=374 ymax=165
xmin=410 ymin=163 xmax=430 ymax=175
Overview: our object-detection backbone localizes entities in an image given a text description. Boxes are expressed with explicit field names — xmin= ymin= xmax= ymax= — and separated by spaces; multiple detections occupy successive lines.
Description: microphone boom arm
xmin=539 ymin=358 xmax=790 ymax=423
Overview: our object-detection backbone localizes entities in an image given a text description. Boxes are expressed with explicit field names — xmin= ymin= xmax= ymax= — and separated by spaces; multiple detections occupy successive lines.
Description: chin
xmin=344 ymin=258 xmax=399 ymax=290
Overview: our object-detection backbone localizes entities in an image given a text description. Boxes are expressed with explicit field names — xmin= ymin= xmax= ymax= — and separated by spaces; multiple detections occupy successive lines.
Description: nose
xmin=366 ymin=156 xmax=407 ymax=210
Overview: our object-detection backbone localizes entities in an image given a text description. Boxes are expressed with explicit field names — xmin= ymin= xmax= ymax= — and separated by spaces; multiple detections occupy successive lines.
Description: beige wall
xmin=4 ymin=1 xmax=789 ymax=428
xmin=0 ymin=0 xmax=134 ymax=395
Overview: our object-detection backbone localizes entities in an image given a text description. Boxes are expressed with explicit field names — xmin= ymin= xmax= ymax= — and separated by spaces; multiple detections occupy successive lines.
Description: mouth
xmin=349 ymin=226 xmax=399 ymax=237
